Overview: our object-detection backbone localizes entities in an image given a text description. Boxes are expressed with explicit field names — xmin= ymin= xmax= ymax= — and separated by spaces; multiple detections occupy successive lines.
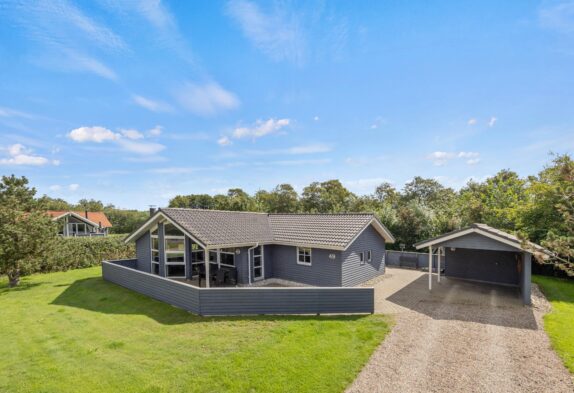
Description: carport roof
xmin=414 ymin=223 xmax=551 ymax=257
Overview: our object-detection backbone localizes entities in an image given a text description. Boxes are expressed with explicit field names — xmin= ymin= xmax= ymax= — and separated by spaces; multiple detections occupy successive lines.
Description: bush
xmin=38 ymin=235 xmax=134 ymax=273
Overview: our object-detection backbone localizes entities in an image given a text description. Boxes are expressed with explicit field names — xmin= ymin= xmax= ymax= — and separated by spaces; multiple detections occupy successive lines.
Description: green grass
xmin=533 ymin=275 xmax=574 ymax=374
xmin=0 ymin=267 xmax=391 ymax=393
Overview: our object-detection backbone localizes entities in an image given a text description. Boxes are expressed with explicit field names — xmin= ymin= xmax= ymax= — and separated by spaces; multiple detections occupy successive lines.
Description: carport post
xmin=436 ymin=247 xmax=442 ymax=282
xmin=204 ymin=248 xmax=210 ymax=288
xmin=428 ymin=246 xmax=432 ymax=290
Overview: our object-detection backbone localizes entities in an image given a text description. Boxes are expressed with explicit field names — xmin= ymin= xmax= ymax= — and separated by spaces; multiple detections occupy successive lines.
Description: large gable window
xmin=164 ymin=223 xmax=186 ymax=278
xmin=297 ymin=247 xmax=312 ymax=266
xmin=150 ymin=226 xmax=160 ymax=275
xmin=220 ymin=248 xmax=235 ymax=267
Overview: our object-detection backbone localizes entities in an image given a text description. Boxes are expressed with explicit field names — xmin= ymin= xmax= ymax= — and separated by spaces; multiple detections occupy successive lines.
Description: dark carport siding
xmin=415 ymin=226 xmax=536 ymax=305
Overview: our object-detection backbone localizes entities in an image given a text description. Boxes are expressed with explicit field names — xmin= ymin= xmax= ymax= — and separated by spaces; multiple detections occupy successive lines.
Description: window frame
xmin=297 ymin=247 xmax=312 ymax=266
xmin=164 ymin=230 xmax=186 ymax=278
xmin=150 ymin=227 xmax=160 ymax=275
xmin=219 ymin=248 xmax=236 ymax=268
xmin=359 ymin=251 xmax=365 ymax=265
xmin=253 ymin=245 xmax=264 ymax=280
xmin=367 ymin=250 xmax=372 ymax=263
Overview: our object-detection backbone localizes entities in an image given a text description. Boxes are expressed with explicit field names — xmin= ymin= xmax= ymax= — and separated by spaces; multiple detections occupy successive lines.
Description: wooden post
xmin=428 ymin=246 xmax=432 ymax=290
xmin=436 ymin=247 xmax=442 ymax=282
xmin=205 ymin=248 xmax=210 ymax=288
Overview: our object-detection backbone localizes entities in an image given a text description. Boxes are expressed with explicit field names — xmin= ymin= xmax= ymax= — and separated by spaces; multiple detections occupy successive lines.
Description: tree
xmin=301 ymin=180 xmax=355 ymax=213
xmin=37 ymin=196 xmax=72 ymax=210
xmin=0 ymin=175 xmax=56 ymax=287
xmin=169 ymin=194 xmax=214 ymax=209
xmin=256 ymin=184 xmax=299 ymax=213
xmin=75 ymin=199 xmax=104 ymax=211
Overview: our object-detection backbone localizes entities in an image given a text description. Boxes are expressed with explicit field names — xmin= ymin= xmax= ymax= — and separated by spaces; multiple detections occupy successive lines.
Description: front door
xmin=253 ymin=245 xmax=264 ymax=280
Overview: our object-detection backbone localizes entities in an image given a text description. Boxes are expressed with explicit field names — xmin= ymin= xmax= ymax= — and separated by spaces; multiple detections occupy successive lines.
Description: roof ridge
xmin=269 ymin=212 xmax=375 ymax=216
xmin=161 ymin=207 xmax=268 ymax=215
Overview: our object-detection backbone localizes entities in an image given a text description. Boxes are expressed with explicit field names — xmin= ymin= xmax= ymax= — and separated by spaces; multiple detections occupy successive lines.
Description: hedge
xmin=37 ymin=235 xmax=135 ymax=274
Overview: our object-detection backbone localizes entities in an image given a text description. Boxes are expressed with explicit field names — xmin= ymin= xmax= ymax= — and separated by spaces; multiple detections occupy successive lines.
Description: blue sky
xmin=1 ymin=0 xmax=573 ymax=209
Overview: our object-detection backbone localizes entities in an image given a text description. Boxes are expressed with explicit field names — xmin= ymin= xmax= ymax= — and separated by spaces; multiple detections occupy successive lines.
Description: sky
xmin=0 ymin=0 xmax=573 ymax=209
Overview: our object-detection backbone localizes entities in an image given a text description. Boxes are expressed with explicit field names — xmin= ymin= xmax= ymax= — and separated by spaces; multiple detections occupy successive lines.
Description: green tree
xmin=301 ymin=180 xmax=355 ymax=213
xmin=74 ymin=199 xmax=104 ymax=211
xmin=169 ymin=194 xmax=215 ymax=209
xmin=0 ymin=175 xmax=56 ymax=287
xmin=256 ymin=184 xmax=300 ymax=213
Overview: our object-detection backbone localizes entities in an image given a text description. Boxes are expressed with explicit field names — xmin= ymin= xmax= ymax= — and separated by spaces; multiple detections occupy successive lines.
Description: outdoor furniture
xmin=215 ymin=269 xmax=226 ymax=285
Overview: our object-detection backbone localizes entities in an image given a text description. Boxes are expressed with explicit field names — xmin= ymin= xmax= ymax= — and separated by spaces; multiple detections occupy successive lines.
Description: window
xmin=150 ymin=227 xmax=159 ymax=275
xmin=164 ymin=225 xmax=185 ymax=278
xmin=367 ymin=250 xmax=372 ymax=263
xmin=297 ymin=247 xmax=312 ymax=266
xmin=220 ymin=248 xmax=235 ymax=267
xmin=359 ymin=252 xmax=365 ymax=265
xmin=253 ymin=245 xmax=264 ymax=280
xmin=190 ymin=243 xmax=204 ymax=265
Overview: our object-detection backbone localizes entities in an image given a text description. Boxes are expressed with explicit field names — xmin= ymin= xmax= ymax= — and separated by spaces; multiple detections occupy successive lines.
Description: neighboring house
xmin=47 ymin=210 xmax=112 ymax=237
xmin=415 ymin=223 xmax=552 ymax=305
xmin=124 ymin=208 xmax=395 ymax=287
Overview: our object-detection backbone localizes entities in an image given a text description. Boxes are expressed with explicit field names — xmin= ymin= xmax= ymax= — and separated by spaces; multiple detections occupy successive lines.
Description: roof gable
xmin=47 ymin=211 xmax=113 ymax=228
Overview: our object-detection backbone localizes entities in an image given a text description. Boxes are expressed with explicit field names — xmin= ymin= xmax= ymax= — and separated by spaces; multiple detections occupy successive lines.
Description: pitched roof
xmin=414 ymin=223 xmax=550 ymax=256
xmin=126 ymin=208 xmax=394 ymax=249
xmin=47 ymin=211 xmax=113 ymax=228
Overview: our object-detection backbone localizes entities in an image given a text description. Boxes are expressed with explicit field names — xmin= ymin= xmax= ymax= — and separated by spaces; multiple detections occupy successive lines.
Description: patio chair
xmin=215 ymin=269 xmax=226 ymax=286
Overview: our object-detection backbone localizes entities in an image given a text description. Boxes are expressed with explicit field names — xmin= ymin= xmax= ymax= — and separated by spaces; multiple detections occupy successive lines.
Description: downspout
xmin=247 ymin=243 xmax=259 ymax=285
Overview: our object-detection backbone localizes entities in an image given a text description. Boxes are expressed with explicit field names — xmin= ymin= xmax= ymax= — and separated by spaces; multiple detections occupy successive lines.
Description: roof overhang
xmin=51 ymin=211 xmax=100 ymax=227
xmin=124 ymin=210 xmax=207 ymax=249
xmin=343 ymin=217 xmax=395 ymax=251
xmin=414 ymin=227 xmax=537 ymax=254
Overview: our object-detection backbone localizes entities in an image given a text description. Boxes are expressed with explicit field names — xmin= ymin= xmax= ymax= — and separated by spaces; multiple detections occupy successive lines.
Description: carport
xmin=414 ymin=223 xmax=550 ymax=305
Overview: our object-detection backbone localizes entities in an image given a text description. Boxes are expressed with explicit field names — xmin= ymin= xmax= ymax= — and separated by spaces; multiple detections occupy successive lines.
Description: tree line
xmin=168 ymin=154 xmax=574 ymax=273
xmin=0 ymin=153 xmax=572 ymax=287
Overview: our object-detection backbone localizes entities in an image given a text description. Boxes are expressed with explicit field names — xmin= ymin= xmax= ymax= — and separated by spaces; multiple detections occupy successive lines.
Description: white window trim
xmin=297 ymin=247 xmax=312 ymax=266
xmin=150 ymin=229 xmax=160 ymax=275
xmin=359 ymin=252 xmax=365 ymax=265
xmin=253 ymin=245 xmax=264 ymax=280
xmin=219 ymin=249 xmax=236 ymax=268
xmin=367 ymin=250 xmax=372 ymax=263
xmin=164 ymin=233 xmax=185 ymax=278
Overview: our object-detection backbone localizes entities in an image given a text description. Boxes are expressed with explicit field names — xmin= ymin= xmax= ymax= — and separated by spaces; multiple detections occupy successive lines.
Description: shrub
xmin=38 ymin=235 xmax=134 ymax=273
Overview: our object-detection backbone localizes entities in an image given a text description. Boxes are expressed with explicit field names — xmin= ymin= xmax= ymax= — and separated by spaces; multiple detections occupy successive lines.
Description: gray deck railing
xmin=102 ymin=260 xmax=374 ymax=316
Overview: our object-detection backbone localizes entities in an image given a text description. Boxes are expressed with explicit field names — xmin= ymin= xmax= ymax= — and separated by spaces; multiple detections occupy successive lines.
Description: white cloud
xmin=232 ymin=118 xmax=290 ymax=139
xmin=488 ymin=116 xmax=497 ymax=127
xmin=117 ymin=139 xmax=165 ymax=155
xmin=226 ymin=0 xmax=305 ymax=64
xmin=49 ymin=183 xmax=80 ymax=192
xmin=68 ymin=183 xmax=80 ymax=191
xmin=427 ymin=151 xmax=481 ymax=166
xmin=49 ymin=185 xmax=62 ymax=191
xmin=68 ymin=126 xmax=121 ymax=143
xmin=217 ymin=136 xmax=233 ymax=146
xmin=370 ymin=116 xmax=386 ymax=129
xmin=175 ymin=81 xmax=240 ymax=116
xmin=467 ymin=118 xmax=478 ymax=126
xmin=539 ymin=2 xmax=574 ymax=34
xmin=285 ymin=144 xmax=330 ymax=154
xmin=148 ymin=125 xmax=163 ymax=137
xmin=0 ymin=106 xmax=34 ymax=119
xmin=68 ymin=125 xmax=165 ymax=155
xmin=120 ymin=129 xmax=144 ymax=140
xmin=132 ymin=95 xmax=173 ymax=113
xmin=0 ymin=144 xmax=56 ymax=166
xmin=345 ymin=177 xmax=391 ymax=194
xmin=313 ymin=116 xmax=319 ymax=121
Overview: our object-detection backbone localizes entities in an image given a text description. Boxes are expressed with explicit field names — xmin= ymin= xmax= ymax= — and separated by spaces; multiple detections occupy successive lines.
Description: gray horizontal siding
xmin=200 ymin=287 xmax=373 ymax=316
xmin=270 ymin=245 xmax=342 ymax=286
xmin=102 ymin=261 xmax=200 ymax=313
xmin=436 ymin=232 xmax=520 ymax=252
xmin=135 ymin=231 xmax=151 ymax=273
xmin=102 ymin=260 xmax=373 ymax=315
xmin=341 ymin=225 xmax=386 ymax=286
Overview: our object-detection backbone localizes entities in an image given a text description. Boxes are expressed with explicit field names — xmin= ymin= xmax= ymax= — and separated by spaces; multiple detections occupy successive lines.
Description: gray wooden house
xmin=124 ymin=208 xmax=395 ymax=288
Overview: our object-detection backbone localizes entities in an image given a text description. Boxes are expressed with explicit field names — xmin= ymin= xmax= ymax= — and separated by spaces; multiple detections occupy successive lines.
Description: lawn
xmin=533 ymin=275 xmax=574 ymax=374
xmin=0 ymin=267 xmax=390 ymax=393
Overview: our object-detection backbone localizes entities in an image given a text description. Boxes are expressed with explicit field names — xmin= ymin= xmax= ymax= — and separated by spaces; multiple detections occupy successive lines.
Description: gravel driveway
xmin=348 ymin=268 xmax=574 ymax=393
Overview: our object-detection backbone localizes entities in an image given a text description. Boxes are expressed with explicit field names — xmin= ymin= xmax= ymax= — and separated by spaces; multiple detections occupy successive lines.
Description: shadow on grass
xmin=0 ymin=281 xmax=44 ymax=295
xmin=51 ymin=277 xmax=371 ymax=325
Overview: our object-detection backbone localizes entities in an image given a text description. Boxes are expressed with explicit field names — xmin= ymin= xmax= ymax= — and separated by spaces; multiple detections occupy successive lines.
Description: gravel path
xmin=348 ymin=268 xmax=574 ymax=393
